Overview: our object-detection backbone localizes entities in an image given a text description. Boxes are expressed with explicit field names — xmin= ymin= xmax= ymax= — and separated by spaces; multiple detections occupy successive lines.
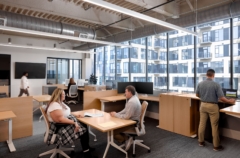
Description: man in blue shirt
xmin=196 ymin=69 xmax=235 ymax=151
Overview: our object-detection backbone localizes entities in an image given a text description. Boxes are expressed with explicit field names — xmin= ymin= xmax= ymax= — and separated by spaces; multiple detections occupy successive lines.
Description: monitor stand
xmin=141 ymin=94 xmax=148 ymax=97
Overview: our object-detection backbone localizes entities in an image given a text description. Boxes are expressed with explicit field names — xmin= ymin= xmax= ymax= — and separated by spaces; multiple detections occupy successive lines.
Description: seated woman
xmin=67 ymin=78 xmax=76 ymax=95
xmin=45 ymin=88 xmax=97 ymax=158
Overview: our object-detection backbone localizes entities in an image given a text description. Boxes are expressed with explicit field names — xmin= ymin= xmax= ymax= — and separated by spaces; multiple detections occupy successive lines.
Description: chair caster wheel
xmin=94 ymin=138 xmax=97 ymax=141
xmin=148 ymin=149 xmax=151 ymax=153
xmin=132 ymin=154 xmax=136 ymax=157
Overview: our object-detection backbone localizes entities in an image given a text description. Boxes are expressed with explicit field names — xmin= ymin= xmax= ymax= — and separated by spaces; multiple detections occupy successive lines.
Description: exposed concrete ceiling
xmin=0 ymin=0 xmax=231 ymax=40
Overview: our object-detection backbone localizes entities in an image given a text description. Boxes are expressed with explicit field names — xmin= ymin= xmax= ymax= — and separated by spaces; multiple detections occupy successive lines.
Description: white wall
xmin=0 ymin=34 xmax=93 ymax=97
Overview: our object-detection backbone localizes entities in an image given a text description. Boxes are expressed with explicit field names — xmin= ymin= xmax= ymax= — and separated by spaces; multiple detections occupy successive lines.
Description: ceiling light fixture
xmin=0 ymin=26 xmax=131 ymax=48
xmin=0 ymin=43 xmax=95 ymax=54
xmin=82 ymin=0 xmax=198 ymax=36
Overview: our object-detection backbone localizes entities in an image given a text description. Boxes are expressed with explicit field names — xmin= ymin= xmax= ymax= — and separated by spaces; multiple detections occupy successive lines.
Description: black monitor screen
xmin=15 ymin=62 xmax=46 ymax=79
xmin=117 ymin=82 xmax=153 ymax=94
xmin=135 ymin=82 xmax=153 ymax=94
xmin=117 ymin=82 xmax=135 ymax=93
xmin=106 ymin=80 xmax=118 ymax=90
xmin=223 ymin=88 xmax=237 ymax=98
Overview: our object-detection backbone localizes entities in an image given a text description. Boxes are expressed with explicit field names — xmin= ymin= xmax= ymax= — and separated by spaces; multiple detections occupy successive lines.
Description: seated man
xmin=110 ymin=85 xmax=141 ymax=151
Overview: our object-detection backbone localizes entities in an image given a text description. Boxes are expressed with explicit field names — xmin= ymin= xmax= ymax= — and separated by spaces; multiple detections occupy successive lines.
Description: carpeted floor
xmin=1 ymin=103 xmax=240 ymax=158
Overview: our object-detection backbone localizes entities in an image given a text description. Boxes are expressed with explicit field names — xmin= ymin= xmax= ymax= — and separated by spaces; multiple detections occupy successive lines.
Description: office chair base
xmin=38 ymin=147 xmax=74 ymax=158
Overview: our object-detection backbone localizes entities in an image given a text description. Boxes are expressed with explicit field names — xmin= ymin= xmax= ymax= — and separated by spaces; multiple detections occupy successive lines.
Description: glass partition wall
xmin=94 ymin=17 xmax=240 ymax=93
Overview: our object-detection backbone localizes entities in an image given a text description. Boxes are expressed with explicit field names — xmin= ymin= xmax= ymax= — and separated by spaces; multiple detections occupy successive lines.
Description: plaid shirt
xmin=47 ymin=114 xmax=86 ymax=146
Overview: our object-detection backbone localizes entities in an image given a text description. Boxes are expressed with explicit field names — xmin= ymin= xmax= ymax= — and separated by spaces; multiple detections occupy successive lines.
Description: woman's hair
xmin=69 ymin=78 xmax=75 ymax=84
xmin=45 ymin=88 xmax=64 ymax=112
xmin=22 ymin=72 xmax=28 ymax=76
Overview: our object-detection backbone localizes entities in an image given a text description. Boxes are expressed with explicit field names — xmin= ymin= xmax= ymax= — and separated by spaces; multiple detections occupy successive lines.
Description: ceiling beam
xmin=82 ymin=0 xmax=197 ymax=36
xmin=186 ymin=0 xmax=194 ymax=11
xmin=0 ymin=25 xmax=131 ymax=47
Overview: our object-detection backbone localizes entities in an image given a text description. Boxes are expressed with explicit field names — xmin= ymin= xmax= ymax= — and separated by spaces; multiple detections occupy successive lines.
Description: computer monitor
xmin=106 ymin=80 xmax=118 ymax=90
xmin=65 ymin=79 xmax=69 ymax=86
xmin=223 ymin=89 xmax=238 ymax=98
xmin=117 ymin=82 xmax=135 ymax=93
xmin=77 ymin=79 xmax=87 ymax=86
xmin=117 ymin=82 xmax=153 ymax=94
xmin=135 ymin=82 xmax=153 ymax=94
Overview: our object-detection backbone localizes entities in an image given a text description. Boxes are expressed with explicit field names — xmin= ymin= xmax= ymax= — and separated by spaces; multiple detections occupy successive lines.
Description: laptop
xmin=222 ymin=89 xmax=240 ymax=101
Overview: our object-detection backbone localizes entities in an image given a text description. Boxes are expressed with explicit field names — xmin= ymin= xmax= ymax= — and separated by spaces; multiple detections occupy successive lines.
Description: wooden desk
xmin=72 ymin=109 xmax=136 ymax=158
xmin=32 ymin=95 xmax=51 ymax=113
xmin=220 ymin=102 xmax=240 ymax=118
xmin=78 ymin=87 xmax=85 ymax=91
xmin=99 ymin=95 xmax=159 ymax=111
xmin=0 ymin=111 xmax=16 ymax=152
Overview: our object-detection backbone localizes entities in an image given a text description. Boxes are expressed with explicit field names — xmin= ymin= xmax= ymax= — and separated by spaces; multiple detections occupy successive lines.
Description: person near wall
xmin=18 ymin=72 xmax=29 ymax=97
xmin=196 ymin=69 xmax=235 ymax=151
xmin=110 ymin=85 xmax=141 ymax=151
xmin=46 ymin=88 xmax=97 ymax=158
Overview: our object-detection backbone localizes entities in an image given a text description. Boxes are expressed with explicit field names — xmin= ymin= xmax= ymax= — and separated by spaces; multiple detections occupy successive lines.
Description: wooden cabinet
xmin=159 ymin=93 xmax=200 ymax=137
xmin=159 ymin=94 xmax=174 ymax=132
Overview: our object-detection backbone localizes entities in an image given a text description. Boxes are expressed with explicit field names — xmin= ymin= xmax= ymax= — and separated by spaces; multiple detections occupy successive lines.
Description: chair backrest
xmin=40 ymin=106 xmax=50 ymax=143
xmin=69 ymin=85 xmax=78 ymax=96
xmin=136 ymin=101 xmax=148 ymax=136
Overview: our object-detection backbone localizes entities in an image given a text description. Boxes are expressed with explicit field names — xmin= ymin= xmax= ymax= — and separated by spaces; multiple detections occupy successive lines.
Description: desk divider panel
xmin=0 ymin=86 xmax=9 ymax=96
xmin=84 ymin=90 xmax=118 ymax=110
xmin=0 ymin=96 xmax=33 ymax=142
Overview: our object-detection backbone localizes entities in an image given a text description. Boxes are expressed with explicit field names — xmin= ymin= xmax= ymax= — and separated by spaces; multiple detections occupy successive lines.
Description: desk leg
xmin=33 ymin=101 xmax=42 ymax=113
xmin=103 ymin=130 xmax=128 ymax=158
xmin=7 ymin=119 xmax=16 ymax=152
xmin=101 ymin=100 xmax=105 ymax=111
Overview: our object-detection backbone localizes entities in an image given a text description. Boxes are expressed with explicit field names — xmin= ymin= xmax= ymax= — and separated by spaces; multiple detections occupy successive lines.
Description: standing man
xmin=18 ymin=72 xmax=30 ymax=97
xmin=110 ymin=85 xmax=141 ymax=151
xmin=196 ymin=69 xmax=235 ymax=151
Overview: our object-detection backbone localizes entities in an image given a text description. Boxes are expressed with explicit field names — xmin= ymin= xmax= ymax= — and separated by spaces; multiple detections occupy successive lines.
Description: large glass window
xmin=197 ymin=19 xmax=230 ymax=88
xmin=233 ymin=16 xmax=240 ymax=93
xmin=105 ymin=46 xmax=116 ymax=81
xmin=47 ymin=58 xmax=81 ymax=84
xmin=95 ymin=47 xmax=104 ymax=85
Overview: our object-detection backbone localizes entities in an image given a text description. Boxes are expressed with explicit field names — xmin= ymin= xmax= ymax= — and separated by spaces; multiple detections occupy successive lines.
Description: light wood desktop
xmin=72 ymin=109 xmax=136 ymax=158
xmin=220 ymin=102 xmax=240 ymax=118
xmin=32 ymin=95 xmax=51 ymax=112
xmin=0 ymin=111 xmax=16 ymax=152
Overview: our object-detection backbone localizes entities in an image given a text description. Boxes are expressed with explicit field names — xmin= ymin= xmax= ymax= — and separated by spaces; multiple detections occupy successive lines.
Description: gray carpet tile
xmin=1 ymin=103 xmax=240 ymax=158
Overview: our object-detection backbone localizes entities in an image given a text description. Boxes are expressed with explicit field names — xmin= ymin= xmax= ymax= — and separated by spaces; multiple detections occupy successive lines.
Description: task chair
xmin=122 ymin=101 xmax=151 ymax=157
xmin=66 ymin=85 xmax=78 ymax=104
xmin=39 ymin=107 xmax=74 ymax=158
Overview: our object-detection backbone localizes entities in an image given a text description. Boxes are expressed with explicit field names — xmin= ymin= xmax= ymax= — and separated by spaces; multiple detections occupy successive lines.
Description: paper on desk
xmin=84 ymin=112 xmax=103 ymax=117
xmin=98 ymin=121 xmax=116 ymax=127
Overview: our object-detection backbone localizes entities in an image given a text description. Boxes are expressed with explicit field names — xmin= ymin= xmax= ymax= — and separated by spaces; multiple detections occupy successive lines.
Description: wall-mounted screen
xmin=15 ymin=62 xmax=46 ymax=79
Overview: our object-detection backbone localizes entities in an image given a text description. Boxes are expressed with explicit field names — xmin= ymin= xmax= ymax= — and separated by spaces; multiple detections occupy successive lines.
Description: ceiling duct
xmin=0 ymin=10 xmax=95 ymax=39
xmin=75 ymin=0 xmax=240 ymax=50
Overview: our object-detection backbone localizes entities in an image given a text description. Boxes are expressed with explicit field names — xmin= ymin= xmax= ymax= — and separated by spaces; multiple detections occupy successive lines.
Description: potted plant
xmin=89 ymin=73 xmax=98 ymax=84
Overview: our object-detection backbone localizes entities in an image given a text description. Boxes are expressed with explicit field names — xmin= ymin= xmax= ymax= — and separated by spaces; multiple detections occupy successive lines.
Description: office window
xmin=233 ymin=16 xmax=240 ymax=95
xmin=197 ymin=19 xmax=230 ymax=88
xmin=116 ymin=41 xmax=130 ymax=82
xmin=133 ymin=77 xmax=152 ymax=82
xmin=141 ymin=49 xmax=146 ymax=59
xmin=159 ymin=52 xmax=167 ymax=60
xmin=169 ymin=50 xmax=178 ymax=60
xmin=215 ymin=44 xmax=229 ymax=57
xmin=95 ymin=47 xmax=104 ymax=85
xmin=130 ymin=38 xmax=146 ymax=82
xmin=182 ymin=49 xmax=194 ymax=60
xmin=105 ymin=46 xmax=115 ymax=81
xmin=198 ymin=47 xmax=211 ymax=58
xmin=69 ymin=59 xmax=81 ymax=81
xmin=130 ymin=47 xmax=138 ymax=59
xmin=47 ymin=58 xmax=81 ymax=84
